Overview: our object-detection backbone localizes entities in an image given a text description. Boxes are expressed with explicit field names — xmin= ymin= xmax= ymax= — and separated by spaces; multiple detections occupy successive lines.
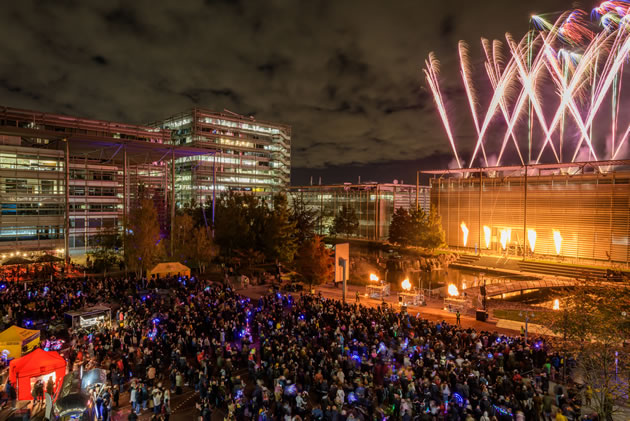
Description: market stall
xmin=0 ymin=325 xmax=40 ymax=360
xmin=64 ymin=305 xmax=111 ymax=329
xmin=9 ymin=348 xmax=66 ymax=400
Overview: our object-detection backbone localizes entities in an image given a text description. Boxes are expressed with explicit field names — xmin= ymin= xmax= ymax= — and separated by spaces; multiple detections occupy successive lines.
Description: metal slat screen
xmin=432 ymin=172 xmax=630 ymax=264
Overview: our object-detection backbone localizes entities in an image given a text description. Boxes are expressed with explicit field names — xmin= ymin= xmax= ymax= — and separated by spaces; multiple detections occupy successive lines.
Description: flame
xmin=401 ymin=278 xmax=411 ymax=291
xmin=499 ymin=228 xmax=511 ymax=250
xmin=553 ymin=230 xmax=562 ymax=255
xmin=553 ymin=298 xmax=560 ymax=310
xmin=460 ymin=222 xmax=469 ymax=247
xmin=483 ymin=225 xmax=491 ymax=248
xmin=527 ymin=229 xmax=537 ymax=253
xmin=369 ymin=273 xmax=379 ymax=282
xmin=462 ymin=281 xmax=467 ymax=290
xmin=448 ymin=284 xmax=459 ymax=296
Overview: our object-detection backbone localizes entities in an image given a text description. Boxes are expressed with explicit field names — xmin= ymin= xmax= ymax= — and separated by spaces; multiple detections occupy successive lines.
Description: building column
xmin=479 ymin=169 xmax=482 ymax=255
xmin=64 ymin=139 xmax=70 ymax=264
xmin=171 ymin=148 xmax=176 ymax=257
xmin=212 ymin=152 xmax=217 ymax=227
xmin=122 ymin=146 xmax=127 ymax=267
xmin=523 ymin=165 xmax=528 ymax=260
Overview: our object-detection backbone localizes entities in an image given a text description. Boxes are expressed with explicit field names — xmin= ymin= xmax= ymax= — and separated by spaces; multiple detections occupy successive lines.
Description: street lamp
xmin=553 ymin=299 xmax=568 ymax=381
xmin=519 ymin=310 xmax=535 ymax=344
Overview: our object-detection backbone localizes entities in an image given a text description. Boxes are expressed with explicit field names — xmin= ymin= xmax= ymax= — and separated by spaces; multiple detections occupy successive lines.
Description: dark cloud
xmin=0 ymin=0 xmax=573 ymax=176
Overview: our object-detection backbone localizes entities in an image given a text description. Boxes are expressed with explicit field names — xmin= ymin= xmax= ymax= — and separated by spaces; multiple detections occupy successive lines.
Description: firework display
xmin=425 ymin=1 xmax=630 ymax=168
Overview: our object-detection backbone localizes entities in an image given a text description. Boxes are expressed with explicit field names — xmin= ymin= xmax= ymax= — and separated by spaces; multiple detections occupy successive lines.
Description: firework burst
xmin=425 ymin=1 xmax=630 ymax=168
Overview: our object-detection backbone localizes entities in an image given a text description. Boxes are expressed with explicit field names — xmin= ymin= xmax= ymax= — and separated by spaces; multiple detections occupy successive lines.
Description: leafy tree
xmin=289 ymin=192 xmax=319 ymax=246
xmin=170 ymin=211 xmax=194 ymax=263
xmin=214 ymin=192 xmax=261 ymax=257
xmin=89 ymin=226 xmax=122 ymax=273
xmin=388 ymin=207 xmax=412 ymax=246
xmin=408 ymin=208 xmax=428 ymax=247
xmin=125 ymin=198 xmax=164 ymax=276
xmin=422 ymin=205 xmax=446 ymax=249
xmin=544 ymin=281 xmax=630 ymax=419
xmin=263 ymin=194 xmax=298 ymax=264
xmin=190 ymin=226 xmax=218 ymax=273
xmin=296 ymin=235 xmax=334 ymax=288
xmin=331 ymin=205 xmax=359 ymax=238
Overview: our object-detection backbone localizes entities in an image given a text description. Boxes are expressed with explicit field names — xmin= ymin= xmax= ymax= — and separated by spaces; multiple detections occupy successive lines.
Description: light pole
xmin=553 ymin=301 xmax=568 ymax=382
xmin=519 ymin=310 xmax=535 ymax=344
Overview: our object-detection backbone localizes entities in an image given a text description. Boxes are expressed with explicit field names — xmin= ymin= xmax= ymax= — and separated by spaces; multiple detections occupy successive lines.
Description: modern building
xmin=150 ymin=108 xmax=291 ymax=205
xmin=423 ymin=161 xmax=630 ymax=264
xmin=0 ymin=106 xmax=292 ymax=259
xmin=0 ymin=106 xmax=208 ymax=259
xmin=289 ymin=182 xmax=431 ymax=241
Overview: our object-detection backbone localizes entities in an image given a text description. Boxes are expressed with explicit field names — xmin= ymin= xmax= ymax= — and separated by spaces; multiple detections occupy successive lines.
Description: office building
xmin=288 ymin=182 xmax=430 ymax=241
xmin=150 ymin=108 xmax=291 ymax=205
xmin=0 ymin=106 xmax=207 ymax=258
xmin=424 ymin=161 xmax=630 ymax=264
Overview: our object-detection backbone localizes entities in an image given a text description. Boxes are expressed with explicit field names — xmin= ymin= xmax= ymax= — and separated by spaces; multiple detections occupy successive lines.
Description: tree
xmin=289 ymin=192 xmax=319 ymax=246
xmin=389 ymin=207 xmax=412 ymax=246
xmin=125 ymin=198 xmax=164 ymax=276
xmin=408 ymin=208 xmax=429 ymax=247
xmin=263 ymin=194 xmax=298 ymax=264
xmin=190 ymin=226 xmax=218 ymax=273
xmin=170 ymin=211 xmax=194 ymax=263
xmin=214 ymin=192 xmax=261 ymax=257
xmin=331 ymin=205 xmax=359 ymax=238
xmin=544 ymin=281 xmax=630 ymax=419
xmin=89 ymin=226 xmax=122 ymax=273
xmin=296 ymin=235 xmax=334 ymax=288
xmin=422 ymin=205 xmax=446 ymax=249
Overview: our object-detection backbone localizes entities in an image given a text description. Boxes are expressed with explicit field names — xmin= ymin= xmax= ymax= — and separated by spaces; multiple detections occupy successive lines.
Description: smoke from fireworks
xmin=425 ymin=0 xmax=630 ymax=168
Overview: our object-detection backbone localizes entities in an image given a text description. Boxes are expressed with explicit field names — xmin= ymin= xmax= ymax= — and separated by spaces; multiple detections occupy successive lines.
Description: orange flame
xmin=499 ymin=228 xmax=511 ymax=250
xmin=527 ymin=229 xmax=537 ymax=253
xmin=460 ymin=222 xmax=469 ymax=247
xmin=369 ymin=273 xmax=379 ymax=282
xmin=483 ymin=225 xmax=491 ymax=248
xmin=553 ymin=230 xmax=562 ymax=255
xmin=553 ymin=298 xmax=560 ymax=310
xmin=448 ymin=284 xmax=459 ymax=296
xmin=401 ymin=278 xmax=411 ymax=291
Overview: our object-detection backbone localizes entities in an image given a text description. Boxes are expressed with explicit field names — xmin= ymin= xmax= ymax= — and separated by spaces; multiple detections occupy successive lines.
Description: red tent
xmin=9 ymin=348 xmax=66 ymax=400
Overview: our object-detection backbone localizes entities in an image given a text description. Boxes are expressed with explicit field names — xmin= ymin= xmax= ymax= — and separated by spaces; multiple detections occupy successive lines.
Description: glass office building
xmin=151 ymin=108 xmax=291 ymax=205
xmin=0 ymin=107 xmax=203 ymax=258
xmin=288 ymin=182 xmax=431 ymax=240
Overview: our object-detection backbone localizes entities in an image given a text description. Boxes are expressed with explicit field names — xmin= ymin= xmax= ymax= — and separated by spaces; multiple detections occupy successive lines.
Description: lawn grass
xmin=492 ymin=308 xmax=550 ymax=323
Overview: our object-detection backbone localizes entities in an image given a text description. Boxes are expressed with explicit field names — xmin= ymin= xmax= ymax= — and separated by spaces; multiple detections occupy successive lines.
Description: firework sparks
xmin=425 ymin=1 xmax=630 ymax=167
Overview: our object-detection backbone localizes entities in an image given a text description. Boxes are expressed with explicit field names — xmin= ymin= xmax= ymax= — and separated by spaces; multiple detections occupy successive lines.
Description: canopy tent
xmin=64 ymin=305 xmax=111 ymax=329
xmin=148 ymin=262 xmax=190 ymax=278
xmin=0 ymin=325 xmax=40 ymax=360
xmin=9 ymin=348 xmax=67 ymax=400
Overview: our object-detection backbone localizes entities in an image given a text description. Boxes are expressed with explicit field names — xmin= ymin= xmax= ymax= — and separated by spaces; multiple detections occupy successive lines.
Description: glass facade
xmin=431 ymin=170 xmax=630 ymax=264
xmin=153 ymin=109 xmax=291 ymax=205
xmin=288 ymin=183 xmax=431 ymax=240
xmin=0 ymin=146 xmax=65 ymax=252
xmin=0 ymin=107 xmax=173 ymax=257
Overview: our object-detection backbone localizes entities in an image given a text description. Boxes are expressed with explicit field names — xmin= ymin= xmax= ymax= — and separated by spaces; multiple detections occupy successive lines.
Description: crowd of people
xmin=0 ymin=273 xmax=592 ymax=421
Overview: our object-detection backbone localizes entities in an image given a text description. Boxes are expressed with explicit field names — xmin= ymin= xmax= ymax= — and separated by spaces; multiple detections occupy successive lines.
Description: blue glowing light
xmin=347 ymin=392 xmax=358 ymax=404
xmin=453 ymin=393 xmax=464 ymax=406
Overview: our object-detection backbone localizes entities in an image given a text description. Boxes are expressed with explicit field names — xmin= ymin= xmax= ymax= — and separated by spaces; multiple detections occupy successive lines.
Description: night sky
xmin=1 ymin=0 xmax=571 ymax=185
